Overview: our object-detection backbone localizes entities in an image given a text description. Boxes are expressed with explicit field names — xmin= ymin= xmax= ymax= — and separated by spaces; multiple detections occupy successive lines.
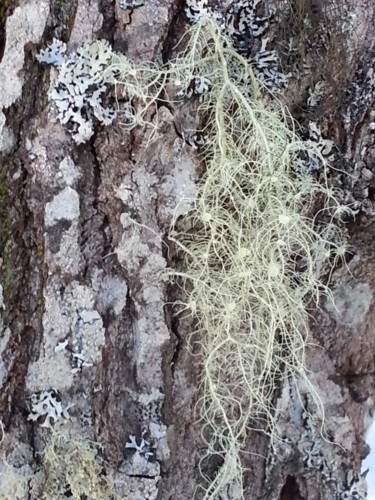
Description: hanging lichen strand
xmin=160 ymin=19 xmax=347 ymax=498
xmin=103 ymin=16 xmax=348 ymax=498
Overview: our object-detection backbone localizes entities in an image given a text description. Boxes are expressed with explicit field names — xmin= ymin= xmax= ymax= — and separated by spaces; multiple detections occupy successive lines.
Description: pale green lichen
xmin=36 ymin=430 xmax=118 ymax=500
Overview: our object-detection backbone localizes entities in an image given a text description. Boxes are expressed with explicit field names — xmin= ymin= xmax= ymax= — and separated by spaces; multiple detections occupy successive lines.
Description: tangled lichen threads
xmin=102 ymin=16 xmax=347 ymax=499
xmin=38 ymin=431 xmax=117 ymax=500
xmin=167 ymin=19 xmax=346 ymax=498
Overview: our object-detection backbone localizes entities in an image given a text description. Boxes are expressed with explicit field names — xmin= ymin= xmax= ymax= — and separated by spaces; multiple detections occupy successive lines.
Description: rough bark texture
xmin=0 ymin=0 xmax=375 ymax=499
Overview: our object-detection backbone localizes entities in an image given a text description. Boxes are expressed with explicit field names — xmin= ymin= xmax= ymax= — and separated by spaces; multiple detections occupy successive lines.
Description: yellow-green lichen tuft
xmin=103 ymin=15 xmax=348 ymax=498
xmin=37 ymin=431 xmax=118 ymax=500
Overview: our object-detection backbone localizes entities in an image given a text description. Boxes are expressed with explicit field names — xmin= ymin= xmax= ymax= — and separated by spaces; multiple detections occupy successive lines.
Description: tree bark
xmin=0 ymin=0 xmax=374 ymax=499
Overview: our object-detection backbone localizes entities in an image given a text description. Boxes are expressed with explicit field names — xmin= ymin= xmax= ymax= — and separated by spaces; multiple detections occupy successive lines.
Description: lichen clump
xmin=162 ymin=18 xmax=347 ymax=498
xmin=38 ymin=431 xmax=116 ymax=499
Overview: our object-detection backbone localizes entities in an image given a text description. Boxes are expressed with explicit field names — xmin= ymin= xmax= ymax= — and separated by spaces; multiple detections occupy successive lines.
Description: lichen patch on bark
xmin=0 ymin=0 xmax=49 ymax=151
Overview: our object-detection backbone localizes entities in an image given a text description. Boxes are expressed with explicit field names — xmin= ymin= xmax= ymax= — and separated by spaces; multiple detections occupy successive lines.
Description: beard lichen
xmin=106 ymin=16 xmax=348 ymax=498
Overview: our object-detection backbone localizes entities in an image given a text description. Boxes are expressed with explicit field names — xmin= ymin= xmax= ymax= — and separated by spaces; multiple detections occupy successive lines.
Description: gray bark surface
xmin=0 ymin=1 xmax=374 ymax=499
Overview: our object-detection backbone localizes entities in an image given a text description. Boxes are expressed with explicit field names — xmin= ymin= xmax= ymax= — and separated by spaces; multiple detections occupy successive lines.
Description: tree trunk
xmin=0 ymin=0 xmax=374 ymax=499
